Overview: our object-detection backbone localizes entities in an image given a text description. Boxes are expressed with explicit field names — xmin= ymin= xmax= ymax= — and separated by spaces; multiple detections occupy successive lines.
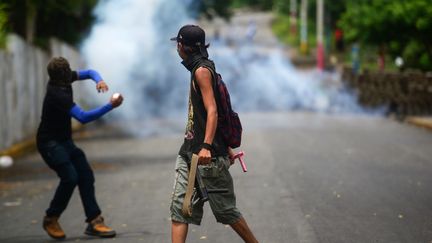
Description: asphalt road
xmin=2 ymin=10 xmax=432 ymax=243
xmin=1 ymin=112 xmax=432 ymax=243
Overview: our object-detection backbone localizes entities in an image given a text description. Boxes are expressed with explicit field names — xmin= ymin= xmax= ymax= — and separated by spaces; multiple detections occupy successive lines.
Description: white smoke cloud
xmin=82 ymin=0 xmax=193 ymax=119
xmin=81 ymin=0 xmax=375 ymax=126
xmin=208 ymin=41 xmax=366 ymax=114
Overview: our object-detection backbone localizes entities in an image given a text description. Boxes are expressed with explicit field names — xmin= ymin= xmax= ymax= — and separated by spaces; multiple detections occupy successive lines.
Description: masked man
xmin=169 ymin=25 xmax=258 ymax=243
xmin=37 ymin=57 xmax=123 ymax=239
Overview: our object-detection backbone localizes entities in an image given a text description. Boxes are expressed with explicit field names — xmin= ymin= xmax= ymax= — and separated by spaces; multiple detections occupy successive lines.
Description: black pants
xmin=37 ymin=139 xmax=101 ymax=222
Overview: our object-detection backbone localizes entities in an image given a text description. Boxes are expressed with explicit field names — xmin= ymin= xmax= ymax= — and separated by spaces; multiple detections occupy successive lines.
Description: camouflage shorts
xmin=170 ymin=155 xmax=242 ymax=225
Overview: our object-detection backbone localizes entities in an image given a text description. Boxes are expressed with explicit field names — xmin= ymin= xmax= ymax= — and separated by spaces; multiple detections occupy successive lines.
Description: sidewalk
xmin=0 ymin=124 xmax=85 ymax=158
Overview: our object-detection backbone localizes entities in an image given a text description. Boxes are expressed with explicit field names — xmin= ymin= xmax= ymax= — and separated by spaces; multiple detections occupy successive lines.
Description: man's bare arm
xmin=195 ymin=67 xmax=217 ymax=164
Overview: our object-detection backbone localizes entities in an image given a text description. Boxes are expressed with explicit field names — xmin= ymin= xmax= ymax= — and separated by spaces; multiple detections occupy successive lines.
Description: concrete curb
xmin=406 ymin=117 xmax=432 ymax=131
xmin=0 ymin=138 xmax=36 ymax=158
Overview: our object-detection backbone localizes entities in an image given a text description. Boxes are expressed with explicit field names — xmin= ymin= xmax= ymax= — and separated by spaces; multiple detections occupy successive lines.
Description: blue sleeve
xmin=77 ymin=69 xmax=103 ymax=83
xmin=70 ymin=103 xmax=113 ymax=124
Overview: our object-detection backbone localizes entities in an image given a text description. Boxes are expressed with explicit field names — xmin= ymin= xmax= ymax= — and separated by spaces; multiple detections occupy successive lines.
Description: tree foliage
xmin=193 ymin=0 xmax=272 ymax=19
xmin=195 ymin=0 xmax=233 ymax=19
xmin=339 ymin=0 xmax=432 ymax=70
xmin=231 ymin=0 xmax=273 ymax=10
xmin=1 ymin=0 xmax=97 ymax=47
xmin=0 ymin=3 xmax=7 ymax=48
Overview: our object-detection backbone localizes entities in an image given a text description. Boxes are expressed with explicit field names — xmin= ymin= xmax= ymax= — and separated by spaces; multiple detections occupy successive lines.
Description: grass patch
xmin=271 ymin=14 xmax=296 ymax=46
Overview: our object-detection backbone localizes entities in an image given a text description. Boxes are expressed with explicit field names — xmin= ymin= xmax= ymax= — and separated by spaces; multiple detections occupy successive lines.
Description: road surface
xmin=1 ymin=112 xmax=432 ymax=243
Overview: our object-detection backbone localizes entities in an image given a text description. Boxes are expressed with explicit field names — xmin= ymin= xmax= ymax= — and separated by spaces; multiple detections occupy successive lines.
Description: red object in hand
xmin=231 ymin=151 xmax=247 ymax=172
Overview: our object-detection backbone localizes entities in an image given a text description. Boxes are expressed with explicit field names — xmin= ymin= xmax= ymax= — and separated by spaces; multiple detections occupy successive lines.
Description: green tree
xmin=0 ymin=3 xmax=7 ymax=48
xmin=339 ymin=0 xmax=432 ymax=70
xmin=231 ymin=0 xmax=273 ymax=10
xmin=1 ymin=0 xmax=98 ymax=48
xmin=197 ymin=0 xmax=233 ymax=19
xmin=195 ymin=0 xmax=273 ymax=19
xmin=321 ymin=0 xmax=351 ymax=28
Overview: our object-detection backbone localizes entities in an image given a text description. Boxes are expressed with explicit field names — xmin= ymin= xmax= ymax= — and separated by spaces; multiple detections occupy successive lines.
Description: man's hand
xmin=110 ymin=93 xmax=123 ymax=108
xmin=198 ymin=148 xmax=212 ymax=165
xmin=228 ymin=147 xmax=235 ymax=166
xmin=96 ymin=81 xmax=109 ymax=93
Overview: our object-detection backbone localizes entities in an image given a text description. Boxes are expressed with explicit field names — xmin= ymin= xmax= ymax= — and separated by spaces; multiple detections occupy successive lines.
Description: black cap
xmin=170 ymin=25 xmax=206 ymax=47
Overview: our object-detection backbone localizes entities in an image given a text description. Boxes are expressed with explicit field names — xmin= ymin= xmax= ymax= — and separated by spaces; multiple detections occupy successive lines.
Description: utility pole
xmin=290 ymin=0 xmax=297 ymax=36
xmin=300 ymin=0 xmax=308 ymax=55
xmin=317 ymin=0 xmax=324 ymax=70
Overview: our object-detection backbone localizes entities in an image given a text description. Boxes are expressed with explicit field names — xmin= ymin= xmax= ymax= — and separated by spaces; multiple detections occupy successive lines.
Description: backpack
xmin=192 ymin=63 xmax=242 ymax=148
xmin=213 ymin=73 xmax=242 ymax=148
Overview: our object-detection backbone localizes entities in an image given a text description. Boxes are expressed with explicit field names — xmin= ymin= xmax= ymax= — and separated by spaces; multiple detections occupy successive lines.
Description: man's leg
xmin=38 ymin=141 xmax=78 ymax=239
xmin=46 ymin=163 xmax=78 ymax=217
xmin=230 ymin=217 xmax=259 ymax=243
xmin=69 ymin=144 xmax=101 ymax=221
xmin=69 ymin=143 xmax=115 ymax=238
xmin=44 ymin=162 xmax=77 ymax=240
xmin=39 ymin=141 xmax=78 ymax=218
xmin=171 ymin=221 xmax=188 ymax=243
xmin=170 ymin=155 xmax=205 ymax=242
xmin=206 ymin=156 xmax=258 ymax=243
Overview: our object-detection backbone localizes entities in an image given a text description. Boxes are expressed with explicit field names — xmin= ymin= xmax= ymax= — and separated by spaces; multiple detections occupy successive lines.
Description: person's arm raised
xmin=77 ymin=69 xmax=109 ymax=93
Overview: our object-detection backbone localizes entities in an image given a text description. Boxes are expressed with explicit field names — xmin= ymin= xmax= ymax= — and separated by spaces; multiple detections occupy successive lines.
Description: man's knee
xmin=78 ymin=169 xmax=95 ymax=184
xmin=71 ymin=147 xmax=86 ymax=160
xmin=213 ymin=208 xmax=242 ymax=225
xmin=60 ymin=169 xmax=79 ymax=188
xmin=70 ymin=147 xmax=95 ymax=183
xmin=172 ymin=220 xmax=187 ymax=226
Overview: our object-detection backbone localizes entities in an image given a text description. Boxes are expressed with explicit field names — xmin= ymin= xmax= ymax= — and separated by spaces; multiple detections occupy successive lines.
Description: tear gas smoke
xmin=82 ymin=0 xmax=373 ymax=128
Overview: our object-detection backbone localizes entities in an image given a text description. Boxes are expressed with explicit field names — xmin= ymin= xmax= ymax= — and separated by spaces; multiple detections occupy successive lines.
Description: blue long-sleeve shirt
xmin=70 ymin=103 xmax=113 ymax=124
xmin=70 ymin=69 xmax=111 ymax=123
xmin=37 ymin=69 xmax=111 ymax=142
xmin=77 ymin=69 xmax=103 ymax=83
xmin=69 ymin=69 xmax=112 ymax=123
